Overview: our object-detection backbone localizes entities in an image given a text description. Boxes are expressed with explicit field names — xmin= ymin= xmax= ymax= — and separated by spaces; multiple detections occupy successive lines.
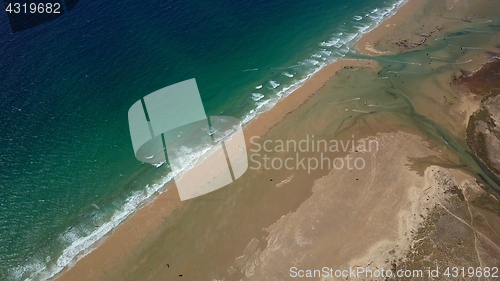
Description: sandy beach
xmin=55 ymin=0 xmax=500 ymax=280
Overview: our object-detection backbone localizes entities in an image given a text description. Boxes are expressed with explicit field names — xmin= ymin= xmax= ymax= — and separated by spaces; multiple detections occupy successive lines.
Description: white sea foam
xmin=335 ymin=47 xmax=350 ymax=57
xmin=241 ymin=66 xmax=324 ymax=126
xmin=320 ymin=38 xmax=341 ymax=47
xmin=353 ymin=15 xmax=363 ymax=21
xmin=282 ymin=72 xmax=294 ymax=77
xmin=269 ymin=80 xmax=280 ymax=89
xmin=308 ymin=59 xmax=320 ymax=66
xmin=357 ymin=24 xmax=371 ymax=33
xmin=152 ymin=162 xmax=165 ymax=168
xmin=255 ymin=85 xmax=263 ymax=89
xmin=320 ymin=50 xmax=332 ymax=56
xmin=256 ymin=98 xmax=272 ymax=109
xmin=339 ymin=33 xmax=359 ymax=45
xmin=242 ymin=99 xmax=272 ymax=124
xmin=252 ymin=93 xmax=265 ymax=101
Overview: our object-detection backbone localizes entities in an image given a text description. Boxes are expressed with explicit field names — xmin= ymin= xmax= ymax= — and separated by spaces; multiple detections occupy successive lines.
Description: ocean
xmin=0 ymin=0 xmax=405 ymax=279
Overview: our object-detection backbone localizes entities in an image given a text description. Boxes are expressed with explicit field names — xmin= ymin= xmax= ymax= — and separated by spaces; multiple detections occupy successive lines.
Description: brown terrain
xmin=463 ymin=58 xmax=500 ymax=181
xmin=385 ymin=57 xmax=500 ymax=281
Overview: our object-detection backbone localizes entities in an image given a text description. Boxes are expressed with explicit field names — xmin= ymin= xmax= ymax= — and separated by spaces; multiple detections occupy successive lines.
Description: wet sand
xmin=56 ymin=0 xmax=500 ymax=279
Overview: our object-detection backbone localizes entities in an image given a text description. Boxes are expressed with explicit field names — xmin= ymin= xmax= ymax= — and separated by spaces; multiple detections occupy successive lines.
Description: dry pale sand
xmin=236 ymin=131 xmax=439 ymax=280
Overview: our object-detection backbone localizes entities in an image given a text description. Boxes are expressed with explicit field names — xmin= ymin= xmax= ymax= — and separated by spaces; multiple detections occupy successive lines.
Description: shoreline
xmin=40 ymin=2 xmax=415 ymax=278
xmin=55 ymin=58 xmax=379 ymax=281
xmin=54 ymin=0 xmax=426 ymax=279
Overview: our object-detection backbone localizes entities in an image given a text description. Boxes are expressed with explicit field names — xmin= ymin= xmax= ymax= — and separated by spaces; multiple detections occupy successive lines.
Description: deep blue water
xmin=0 ymin=0 xmax=403 ymax=279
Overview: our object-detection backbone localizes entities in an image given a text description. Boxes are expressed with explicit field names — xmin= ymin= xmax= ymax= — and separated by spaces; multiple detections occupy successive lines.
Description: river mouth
xmin=347 ymin=20 xmax=500 ymax=192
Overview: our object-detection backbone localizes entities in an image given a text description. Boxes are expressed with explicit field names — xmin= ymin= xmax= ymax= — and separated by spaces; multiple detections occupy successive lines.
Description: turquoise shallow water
xmin=0 ymin=0 xmax=405 ymax=279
